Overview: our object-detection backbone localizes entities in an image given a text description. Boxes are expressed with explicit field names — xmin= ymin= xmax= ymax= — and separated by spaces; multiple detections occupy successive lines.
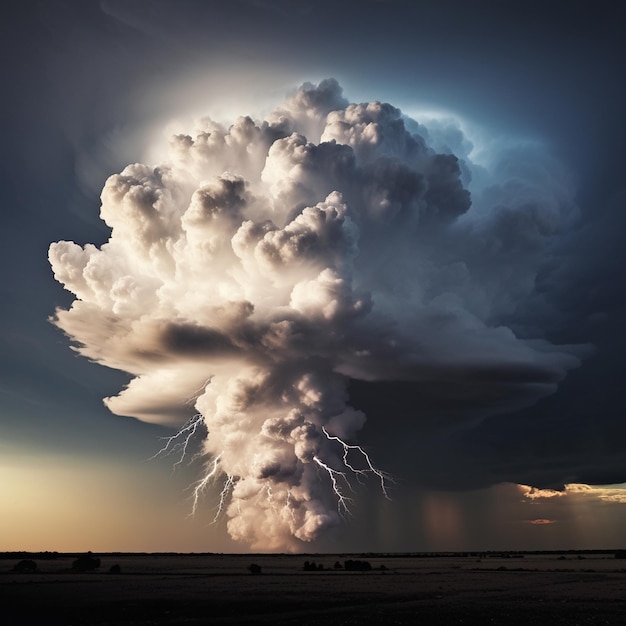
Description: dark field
xmin=2 ymin=552 xmax=626 ymax=624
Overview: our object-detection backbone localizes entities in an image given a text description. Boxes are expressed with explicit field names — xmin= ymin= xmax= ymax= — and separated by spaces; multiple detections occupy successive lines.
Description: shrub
xmin=13 ymin=559 xmax=37 ymax=573
xmin=344 ymin=559 xmax=372 ymax=571
xmin=72 ymin=553 xmax=101 ymax=571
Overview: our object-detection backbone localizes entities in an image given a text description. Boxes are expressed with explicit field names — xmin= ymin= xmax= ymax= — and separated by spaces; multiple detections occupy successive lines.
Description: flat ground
xmin=2 ymin=552 xmax=626 ymax=624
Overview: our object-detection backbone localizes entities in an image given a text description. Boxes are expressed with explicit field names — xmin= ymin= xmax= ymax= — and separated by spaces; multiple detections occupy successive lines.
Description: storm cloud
xmin=49 ymin=79 xmax=587 ymax=549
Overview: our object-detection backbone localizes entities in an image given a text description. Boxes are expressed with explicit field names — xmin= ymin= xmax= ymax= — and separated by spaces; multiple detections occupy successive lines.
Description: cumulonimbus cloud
xmin=49 ymin=79 xmax=585 ymax=550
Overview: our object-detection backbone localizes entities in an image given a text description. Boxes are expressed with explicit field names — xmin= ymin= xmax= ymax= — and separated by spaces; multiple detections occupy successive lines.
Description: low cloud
xmin=520 ymin=483 xmax=626 ymax=504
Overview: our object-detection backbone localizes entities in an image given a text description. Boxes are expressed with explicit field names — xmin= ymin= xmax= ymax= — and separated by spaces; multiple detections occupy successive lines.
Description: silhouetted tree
xmin=72 ymin=552 xmax=101 ymax=571
xmin=344 ymin=559 xmax=372 ymax=571
xmin=248 ymin=563 xmax=262 ymax=575
xmin=109 ymin=564 xmax=121 ymax=574
xmin=13 ymin=559 xmax=37 ymax=572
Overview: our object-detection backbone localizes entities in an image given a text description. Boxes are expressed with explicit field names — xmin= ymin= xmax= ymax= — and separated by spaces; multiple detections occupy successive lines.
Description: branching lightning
xmin=148 ymin=413 xmax=205 ymax=470
xmin=211 ymin=474 xmax=236 ymax=523
xmin=149 ymin=414 xmax=236 ymax=523
xmin=321 ymin=426 xmax=393 ymax=499
xmin=185 ymin=455 xmax=238 ymax=524
xmin=152 ymin=416 xmax=391 ymax=526
xmin=313 ymin=455 xmax=354 ymax=516
xmin=188 ymin=453 xmax=222 ymax=515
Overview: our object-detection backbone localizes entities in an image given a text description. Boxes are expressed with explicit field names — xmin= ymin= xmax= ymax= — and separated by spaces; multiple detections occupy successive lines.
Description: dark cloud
xmin=161 ymin=323 xmax=241 ymax=357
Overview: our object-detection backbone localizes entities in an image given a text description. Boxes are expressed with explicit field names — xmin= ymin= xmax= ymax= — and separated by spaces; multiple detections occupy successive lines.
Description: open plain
xmin=2 ymin=551 xmax=626 ymax=624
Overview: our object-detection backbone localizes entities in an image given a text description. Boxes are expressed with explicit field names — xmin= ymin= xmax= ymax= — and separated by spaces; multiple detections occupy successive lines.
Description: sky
xmin=2 ymin=0 xmax=626 ymax=553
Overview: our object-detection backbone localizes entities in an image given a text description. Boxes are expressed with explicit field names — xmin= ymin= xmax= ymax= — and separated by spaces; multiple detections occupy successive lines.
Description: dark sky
xmin=2 ymin=0 xmax=626 ymax=552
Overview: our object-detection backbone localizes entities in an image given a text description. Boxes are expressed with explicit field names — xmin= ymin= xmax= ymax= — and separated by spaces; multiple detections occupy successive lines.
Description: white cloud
xmin=49 ymin=79 xmax=585 ymax=550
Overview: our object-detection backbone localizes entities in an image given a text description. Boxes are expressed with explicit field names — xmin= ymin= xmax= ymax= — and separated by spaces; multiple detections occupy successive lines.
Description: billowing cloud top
xmin=49 ymin=79 xmax=584 ymax=550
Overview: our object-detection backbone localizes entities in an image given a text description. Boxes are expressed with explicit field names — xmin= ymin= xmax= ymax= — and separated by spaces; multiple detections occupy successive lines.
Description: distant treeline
xmin=2 ymin=549 xmax=625 ymax=560
xmin=0 ymin=551 xmax=218 ymax=559
xmin=296 ymin=549 xmax=626 ymax=557
xmin=0 ymin=552 xmax=61 ymax=560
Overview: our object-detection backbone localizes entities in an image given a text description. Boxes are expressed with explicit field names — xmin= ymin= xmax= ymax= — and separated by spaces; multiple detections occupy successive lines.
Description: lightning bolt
xmin=148 ymin=413 xmax=205 ymax=470
xmin=150 ymin=414 xmax=391 ymax=531
xmin=321 ymin=426 xmax=392 ymax=499
xmin=186 ymin=454 xmax=239 ymax=524
xmin=149 ymin=415 xmax=237 ymax=524
xmin=211 ymin=474 xmax=236 ymax=523
xmin=313 ymin=455 xmax=354 ymax=515
xmin=189 ymin=453 xmax=222 ymax=516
